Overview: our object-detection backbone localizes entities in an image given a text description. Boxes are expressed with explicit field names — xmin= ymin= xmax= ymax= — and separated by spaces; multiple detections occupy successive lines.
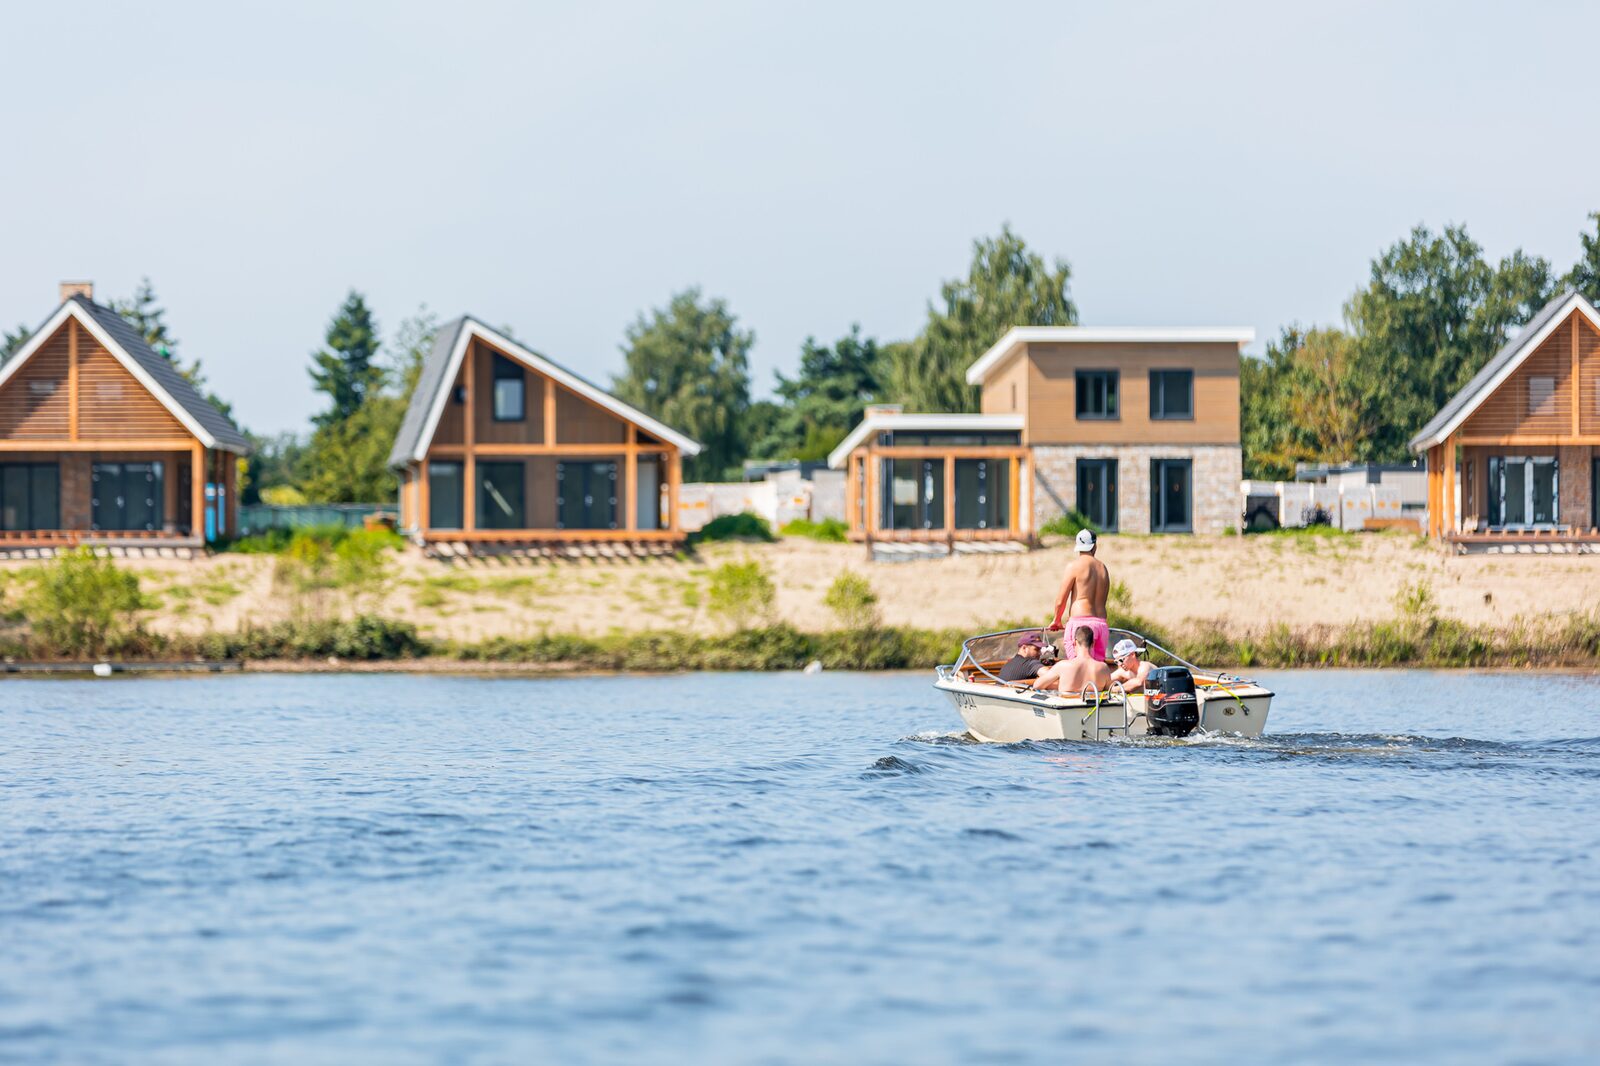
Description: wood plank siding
xmin=77 ymin=338 xmax=188 ymax=438
xmin=0 ymin=321 xmax=187 ymax=441
xmin=979 ymin=352 xmax=1030 ymax=423
xmin=1581 ymin=314 xmax=1600 ymax=437
xmin=1021 ymin=341 xmax=1241 ymax=445
xmin=1461 ymin=318 xmax=1578 ymax=439
xmin=0 ymin=326 xmax=71 ymax=437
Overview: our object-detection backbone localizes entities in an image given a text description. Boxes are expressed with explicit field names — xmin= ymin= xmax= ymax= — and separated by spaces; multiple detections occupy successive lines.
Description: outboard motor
xmin=1145 ymin=666 xmax=1199 ymax=737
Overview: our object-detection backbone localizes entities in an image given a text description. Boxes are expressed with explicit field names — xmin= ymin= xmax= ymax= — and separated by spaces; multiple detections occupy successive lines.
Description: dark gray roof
xmin=1408 ymin=289 xmax=1592 ymax=453
xmin=388 ymin=315 xmax=469 ymax=469
xmin=68 ymin=295 xmax=251 ymax=453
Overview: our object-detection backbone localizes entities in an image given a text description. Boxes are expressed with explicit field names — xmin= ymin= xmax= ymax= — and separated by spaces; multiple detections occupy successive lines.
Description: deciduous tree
xmin=749 ymin=325 xmax=884 ymax=461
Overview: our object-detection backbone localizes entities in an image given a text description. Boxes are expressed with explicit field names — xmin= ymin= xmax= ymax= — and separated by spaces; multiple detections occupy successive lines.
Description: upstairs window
xmin=492 ymin=353 xmax=525 ymax=421
xmin=1528 ymin=376 xmax=1555 ymax=417
xmin=1076 ymin=370 xmax=1119 ymax=420
xmin=1149 ymin=369 xmax=1194 ymax=420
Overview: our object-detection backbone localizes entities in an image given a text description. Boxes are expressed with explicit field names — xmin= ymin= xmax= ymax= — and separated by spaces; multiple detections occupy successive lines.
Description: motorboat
xmin=934 ymin=627 xmax=1273 ymax=743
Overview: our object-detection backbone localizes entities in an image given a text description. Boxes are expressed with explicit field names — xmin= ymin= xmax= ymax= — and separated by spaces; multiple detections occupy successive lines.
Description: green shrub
xmin=823 ymin=571 xmax=880 ymax=630
xmin=1039 ymin=509 xmax=1099 ymax=539
xmin=780 ymin=517 xmax=848 ymax=543
xmin=706 ymin=560 xmax=777 ymax=630
xmin=688 ymin=512 xmax=776 ymax=545
xmin=22 ymin=549 xmax=150 ymax=658
xmin=202 ymin=615 xmax=427 ymax=661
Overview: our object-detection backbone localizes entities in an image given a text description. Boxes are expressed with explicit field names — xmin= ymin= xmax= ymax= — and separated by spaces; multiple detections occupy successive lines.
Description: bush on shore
xmin=780 ymin=517 xmax=848 ymax=542
xmin=688 ymin=512 xmax=775 ymax=546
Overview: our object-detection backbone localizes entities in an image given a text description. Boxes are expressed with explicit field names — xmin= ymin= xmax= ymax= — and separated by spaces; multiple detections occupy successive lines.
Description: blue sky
xmin=3 ymin=0 xmax=1597 ymax=435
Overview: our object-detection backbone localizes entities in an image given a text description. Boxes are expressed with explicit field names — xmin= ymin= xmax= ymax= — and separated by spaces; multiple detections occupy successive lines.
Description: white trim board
xmin=409 ymin=320 xmax=702 ymax=463
xmin=1410 ymin=293 xmax=1600 ymax=450
xmin=826 ymin=412 xmax=1025 ymax=469
xmin=0 ymin=302 xmax=225 ymax=450
xmin=965 ymin=325 xmax=1256 ymax=385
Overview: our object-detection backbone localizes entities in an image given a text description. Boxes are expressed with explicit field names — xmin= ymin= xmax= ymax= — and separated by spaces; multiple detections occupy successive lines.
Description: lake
xmin=3 ymin=670 xmax=1599 ymax=1064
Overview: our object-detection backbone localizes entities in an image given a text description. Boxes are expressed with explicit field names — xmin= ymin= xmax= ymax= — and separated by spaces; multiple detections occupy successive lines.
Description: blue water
xmin=2 ymin=671 xmax=1599 ymax=1064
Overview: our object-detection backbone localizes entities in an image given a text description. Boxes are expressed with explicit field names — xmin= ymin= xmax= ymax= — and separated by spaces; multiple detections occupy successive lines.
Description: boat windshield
xmin=948 ymin=626 xmax=1209 ymax=682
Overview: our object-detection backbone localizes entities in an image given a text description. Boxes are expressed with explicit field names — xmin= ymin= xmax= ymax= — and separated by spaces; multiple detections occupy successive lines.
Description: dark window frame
xmin=1075 ymin=370 xmax=1120 ymax=420
xmin=1149 ymin=369 xmax=1194 ymax=421
xmin=1075 ymin=458 xmax=1118 ymax=532
xmin=1149 ymin=458 xmax=1193 ymax=533
xmin=491 ymin=353 xmax=526 ymax=422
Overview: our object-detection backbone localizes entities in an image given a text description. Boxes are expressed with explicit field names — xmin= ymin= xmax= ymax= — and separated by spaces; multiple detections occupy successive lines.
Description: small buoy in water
xmin=803 ymin=660 xmax=823 ymax=675
xmin=92 ymin=662 xmax=113 ymax=678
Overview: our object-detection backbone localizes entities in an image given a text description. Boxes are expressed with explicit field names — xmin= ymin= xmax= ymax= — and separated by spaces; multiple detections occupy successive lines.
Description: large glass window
xmin=1488 ymin=456 xmax=1558 ymax=527
xmin=1149 ymin=369 xmax=1194 ymax=420
xmin=883 ymin=458 xmax=944 ymax=530
xmin=91 ymin=462 xmax=163 ymax=532
xmin=0 ymin=463 xmax=59 ymax=530
xmin=1076 ymin=370 xmax=1119 ymax=420
xmin=1150 ymin=459 xmax=1192 ymax=533
xmin=1076 ymin=459 xmax=1118 ymax=531
xmin=492 ymin=353 xmax=525 ymax=422
xmin=478 ymin=461 xmax=526 ymax=529
xmin=954 ymin=459 xmax=1010 ymax=530
xmin=428 ymin=461 xmax=463 ymax=529
xmin=557 ymin=461 xmax=618 ymax=530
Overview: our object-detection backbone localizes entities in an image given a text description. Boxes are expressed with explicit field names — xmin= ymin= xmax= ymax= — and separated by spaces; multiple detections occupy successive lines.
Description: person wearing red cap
xmin=998 ymin=632 xmax=1046 ymax=683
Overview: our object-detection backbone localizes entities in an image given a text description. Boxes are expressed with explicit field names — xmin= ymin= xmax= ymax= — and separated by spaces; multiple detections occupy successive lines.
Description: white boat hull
xmin=936 ymin=676 xmax=1273 ymax=744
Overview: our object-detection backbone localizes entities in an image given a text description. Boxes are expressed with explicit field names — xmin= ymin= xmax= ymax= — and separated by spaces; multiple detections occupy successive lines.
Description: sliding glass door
xmin=91 ymin=462 xmax=163 ymax=532
xmin=883 ymin=458 xmax=945 ymax=530
xmin=1076 ymin=459 xmax=1117 ymax=531
xmin=954 ymin=458 xmax=1008 ymax=530
xmin=0 ymin=463 xmax=59 ymax=530
xmin=557 ymin=461 xmax=617 ymax=530
xmin=1149 ymin=459 xmax=1192 ymax=533
xmin=1487 ymin=456 xmax=1558 ymax=528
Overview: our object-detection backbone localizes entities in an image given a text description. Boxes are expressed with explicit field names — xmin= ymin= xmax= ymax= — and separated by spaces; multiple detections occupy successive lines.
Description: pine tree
xmin=309 ymin=291 xmax=381 ymax=427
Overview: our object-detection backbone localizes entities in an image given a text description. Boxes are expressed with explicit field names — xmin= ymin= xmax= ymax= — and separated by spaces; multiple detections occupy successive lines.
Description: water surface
xmin=3 ymin=670 xmax=1599 ymax=1064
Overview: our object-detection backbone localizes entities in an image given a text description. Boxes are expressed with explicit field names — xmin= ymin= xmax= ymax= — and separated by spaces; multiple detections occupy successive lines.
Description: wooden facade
xmin=390 ymin=320 xmax=698 ymax=548
xmin=0 ymin=292 xmax=246 ymax=549
xmin=1414 ymin=293 xmax=1600 ymax=544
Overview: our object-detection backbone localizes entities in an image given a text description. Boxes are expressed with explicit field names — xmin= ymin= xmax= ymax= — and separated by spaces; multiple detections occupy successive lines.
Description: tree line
xmin=4 ymin=213 xmax=1597 ymax=501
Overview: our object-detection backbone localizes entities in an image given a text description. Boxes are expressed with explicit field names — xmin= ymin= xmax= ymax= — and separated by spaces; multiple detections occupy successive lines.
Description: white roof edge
xmin=826 ymin=412 xmax=1025 ymax=469
xmin=409 ymin=320 xmax=703 ymax=462
xmin=1412 ymin=292 xmax=1600 ymax=450
xmin=965 ymin=325 xmax=1257 ymax=385
xmin=0 ymin=302 xmax=223 ymax=450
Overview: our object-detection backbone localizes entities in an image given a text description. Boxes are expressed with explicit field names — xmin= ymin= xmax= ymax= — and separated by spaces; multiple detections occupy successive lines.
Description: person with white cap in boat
xmin=1109 ymin=637 xmax=1152 ymax=692
xmin=1048 ymin=527 xmax=1111 ymax=663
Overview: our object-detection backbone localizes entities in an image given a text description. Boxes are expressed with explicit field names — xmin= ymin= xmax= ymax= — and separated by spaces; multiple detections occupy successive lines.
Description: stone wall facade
xmin=1032 ymin=444 xmax=1242 ymax=534
xmin=1559 ymin=445 xmax=1593 ymax=529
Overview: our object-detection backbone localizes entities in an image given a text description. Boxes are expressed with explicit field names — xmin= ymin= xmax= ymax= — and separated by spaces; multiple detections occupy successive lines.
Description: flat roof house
xmin=388 ymin=316 xmax=701 ymax=554
xmin=1410 ymin=289 xmax=1600 ymax=548
xmin=0 ymin=283 xmax=248 ymax=553
xmin=830 ymin=325 xmax=1253 ymax=548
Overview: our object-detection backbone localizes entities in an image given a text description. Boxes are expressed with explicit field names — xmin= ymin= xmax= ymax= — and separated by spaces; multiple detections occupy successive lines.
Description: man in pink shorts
xmin=1048 ymin=528 xmax=1110 ymax=661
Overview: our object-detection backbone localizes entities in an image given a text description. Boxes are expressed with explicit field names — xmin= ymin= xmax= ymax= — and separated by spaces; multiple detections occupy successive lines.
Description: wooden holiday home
xmin=388 ymin=316 xmax=700 ymax=553
xmin=0 ymin=283 xmax=249 ymax=552
xmin=1410 ymin=288 xmax=1600 ymax=547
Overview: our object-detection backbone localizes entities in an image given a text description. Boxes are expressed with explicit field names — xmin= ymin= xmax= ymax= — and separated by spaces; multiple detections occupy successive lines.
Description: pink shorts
xmin=1061 ymin=617 xmax=1110 ymax=661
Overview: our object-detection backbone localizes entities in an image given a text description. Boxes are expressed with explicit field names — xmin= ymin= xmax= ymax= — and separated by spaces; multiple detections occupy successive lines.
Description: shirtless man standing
xmin=1048 ymin=528 xmax=1111 ymax=662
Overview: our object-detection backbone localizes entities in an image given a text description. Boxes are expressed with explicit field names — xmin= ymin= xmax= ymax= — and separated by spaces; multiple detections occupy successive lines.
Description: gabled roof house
xmin=1410 ymin=289 xmax=1600 ymax=545
xmin=0 ymin=283 xmax=247 ymax=551
xmin=388 ymin=316 xmax=700 ymax=552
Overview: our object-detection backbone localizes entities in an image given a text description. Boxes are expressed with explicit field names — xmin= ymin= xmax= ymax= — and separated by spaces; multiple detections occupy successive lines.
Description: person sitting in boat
xmin=998 ymin=632 xmax=1046 ymax=682
xmin=1030 ymin=624 xmax=1111 ymax=696
xmin=1048 ymin=528 xmax=1111 ymax=663
xmin=1109 ymin=637 xmax=1152 ymax=692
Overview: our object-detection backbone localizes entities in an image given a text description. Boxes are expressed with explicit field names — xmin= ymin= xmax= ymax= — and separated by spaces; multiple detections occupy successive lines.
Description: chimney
xmin=59 ymin=280 xmax=94 ymax=303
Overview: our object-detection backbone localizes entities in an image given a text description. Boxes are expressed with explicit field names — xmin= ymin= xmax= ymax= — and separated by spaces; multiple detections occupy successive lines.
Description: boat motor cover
xmin=1145 ymin=666 xmax=1199 ymax=737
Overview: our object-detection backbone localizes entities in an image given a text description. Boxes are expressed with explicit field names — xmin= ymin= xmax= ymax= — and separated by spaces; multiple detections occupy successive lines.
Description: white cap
xmin=1075 ymin=528 xmax=1097 ymax=552
xmin=1112 ymin=638 xmax=1138 ymax=660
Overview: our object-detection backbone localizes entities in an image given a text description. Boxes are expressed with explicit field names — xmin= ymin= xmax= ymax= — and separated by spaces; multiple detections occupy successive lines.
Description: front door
xmin=1150 ymin=459 xmax=1192 ymax=533
xmin=557 ymin=461 xmax=617 ymax=530
xmin=91 ymin=462 xmax=164 ymax=531
xmin=1076 ymin=459 xmax=1118 ymax=531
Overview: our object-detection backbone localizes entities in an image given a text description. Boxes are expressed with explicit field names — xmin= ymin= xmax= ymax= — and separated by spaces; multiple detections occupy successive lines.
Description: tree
xmin=1242 ymin=326 xmax=1375 ymax=478
xmin=749 ymin=325 xmax=884 ymax=461
xmin=240 ymin=432 xmax=307 ymax=506
xmin=885 ymin=225 xmax=1076 ymax=413
xmin=2 ymin=324 xmax=30 ymax=362
xmin=388 ymin=305 xmax=439 ymax=399
xmin=614 ymin=288 xmax=753 ymax=481
xmin=1568 ymin=211 xmax=1600 ymax=306
xmin=1342 ymin=223 xmax=1553 ymax=458
xmin=309 ymin=290 xmax=381 ymax=427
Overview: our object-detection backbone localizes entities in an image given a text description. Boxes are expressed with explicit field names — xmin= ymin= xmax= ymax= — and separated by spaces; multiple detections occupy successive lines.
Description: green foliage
xmin=779 ymin=517 xmax=848 ymax=542
xmin=298 ymin=393 xmax=407 ymax=503
xmin=2 ymin=323 xmax=31 ymax=362
xmin=241 ymin=432 xmax=308 ymax=506
xmin=748 ymin=325 xmax=884 ymax=461
xmin=21 ymin=549 xmax=148 ymax=658
xmin=823 ymin=571 xmax=880 ymax=630
xmin=309 ymin=290 xmax=382 ymax=427
xmin=613 ymin=288 xmax=753 ymax=481
xmin=688 ymin=512 xmax=775 ymax=545
xmin=1243 ymin=327 xmax=1374 ymax=479
xmin=1568 ymin=212 xmax=1600 ymax=306
xmin=110 ymin=278 xmax=231 ymax=416
xmin=1039 ymin=509 xmax=1099 ymax=538
xmin=885 ymin=225 xmax=1076 ymax=414
xmin=200 ymin=615 xmax=426 ymax=661
xmin=705 ymin=560 xmax=776 ymax=630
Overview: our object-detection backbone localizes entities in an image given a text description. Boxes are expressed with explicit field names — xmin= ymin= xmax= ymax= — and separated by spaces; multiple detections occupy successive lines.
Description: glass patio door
xmin=91 ymin=462 xmax=164 ymax=531
xmin=1150 ymin=459 xmax=1192 ymax=533
xmin=1076 ymin=459 xmax=1117 ymax=531
xmin=1489 ymin=456 xmax=1558 ymax=527
xmin=557 ymin=461 xmax=618 ymax=530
